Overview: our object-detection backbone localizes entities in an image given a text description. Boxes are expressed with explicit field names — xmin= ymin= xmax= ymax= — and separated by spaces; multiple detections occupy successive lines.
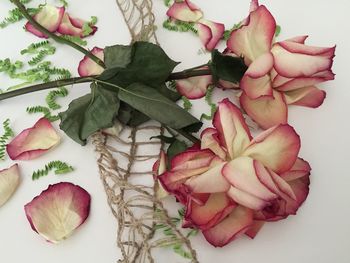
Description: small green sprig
xmin=163 ymin=0 xmax=172 ymax=7
xmin=59 ymin=0 xmax=68 ymax=7
xmin=32 ymin=160 xmax=74 ymax=180
xmin=200 ymin=86 xmax=217 ymax=120
xmin=0 ymin=119 xmax=15 ymax=160
xmin=155 ymin=208 xmax=198 ymax=259
xmin=46 ymin=87 xmax=68 ymax=110
xmin=163 ymin=19 xmax=198 ymax=34
xmin=82 ymin=16 xmax=98 ymax=37
xmin=61 ymin=35 xmax=88 ymax=46
xmin=0 ymin=7 xmax=39 ymax=29
xmin=182 ymin=96 xmax=192 ymax=111
xmin=223 ymin=22 xmax=242 ymax=40
xmin=26 ymin=105 xmax=59 ymax=122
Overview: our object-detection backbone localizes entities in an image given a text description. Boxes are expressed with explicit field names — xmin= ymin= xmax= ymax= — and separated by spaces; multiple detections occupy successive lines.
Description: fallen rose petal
xmin=7 ymin=118 xmax=60 ymax=160
xmin=240 ymin=52 xmax=274 ymax=99
xmin=166 ymin=0 xmax=203 ymax=22
xmin=240 ymin=90 xmax=288 ymax=129
xmin=24 ymin=182 xmax=91 ymax=243
xmin=227 ymin=5 xmax=276 ymax=65
xmin=203 ymin=205 xmax=253 ymax=247
xmin=213 ymin=99 xmax=252 ymax=159
xmin=176 ymin=74 xmax=212 ymax=99
xmin=284 ymin=86 xmax=326 ymax=108
xmin=25 ymin=5 xmax=65 ymax=38
xmin=78 ymin=47 xmax=104 ymax=77
xmin=57 ymin=13 xmax=97 ymax=37
xmin=0 ymin=164 xmax=20 ymax=207
xmin=197 ymin=19 xmax=225 ymax=51
xmin=242 ymin=124 xmax=300 ymax=173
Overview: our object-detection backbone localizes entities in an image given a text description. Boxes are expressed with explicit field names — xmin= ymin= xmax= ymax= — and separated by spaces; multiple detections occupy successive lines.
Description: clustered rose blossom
xmin=174 ymin=0 xmax=335 ymax=129
xmin=159 ymin=99 xmax=311 ymax=247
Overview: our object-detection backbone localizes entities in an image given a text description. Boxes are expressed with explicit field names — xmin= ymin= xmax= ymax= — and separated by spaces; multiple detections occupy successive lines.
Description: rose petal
xmin=240 ymin=90 xmax=288 ymax=129
xmin=272 ymin=42 xmax=336 ymax=78
xmin=166 ymin=0 xmax=203 ymax=22
xmin=285 ymin=35 xmax=308 ymax=44
xmin=78 ymin=47 xmax=104 ymax=77
xmin=197 ymin=19 xmax=225 ymax=51
xmin=227 ymin=5 xmax=276 ymax=64
xmin=200 ymin=128 xmax=227 ymax=160
xmin=6 ymin=118 xmax=60 ymax=160
xmin=242 ymin=124 xmax=300 ymax=173
xmin=0 ymin=164 xmax=20 ymax=207
xmin=57 ymin=13 xmax=97 ymax=37
xmin=240 ymin=52 xmax=274 ymax=99
xmin=245 ymin=220 xmax=264 ymax=239
xmin=281 ymin=158 xmax=311 ymax=182
xmin=185 ymin=193 xmax=236 ymax=230
xmin=185 ymin=162 xmax=230 ymax=193
xmin=24 ymin=182 xmax=91 ymax=243
xmin=213 ymin=99 xmax=252 ymax=159
xmin=25 ymin=5 xmax=65 ymax=38
xmin=223 ymin=157 xmax=277 ymax=202
xmin=227 ymin=186 xmax=270 ymax=210
xmin=176 ymin=73 xmax=212 ymax=99
xmin=203 ymin=206 xmax=253 ymax=247
xmin=153 ymin=151 xmax=169 ymax=199
xmin=284 ymin=86 xmax=326 ymax=108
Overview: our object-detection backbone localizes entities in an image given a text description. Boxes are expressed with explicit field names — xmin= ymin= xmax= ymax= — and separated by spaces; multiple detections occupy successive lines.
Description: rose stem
xmin=11 ymin=0 xmax=106 ymax=68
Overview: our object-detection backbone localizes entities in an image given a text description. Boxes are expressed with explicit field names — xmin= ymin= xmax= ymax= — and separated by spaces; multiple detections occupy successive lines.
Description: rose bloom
xmin=159 ymin=99 xmax=311 ymax=247
xmin=227 ymin=0 xmax=335 ymax=129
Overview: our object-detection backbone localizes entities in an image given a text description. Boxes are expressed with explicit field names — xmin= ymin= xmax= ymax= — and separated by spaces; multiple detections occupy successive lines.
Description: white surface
xmin=0 ymin=0 xmax=349 ymax=262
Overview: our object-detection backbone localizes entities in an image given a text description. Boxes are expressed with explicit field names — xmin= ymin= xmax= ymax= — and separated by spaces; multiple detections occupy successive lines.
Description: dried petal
xmin=197 ymin=19 xmax=225 ymax=51
xmin=78 ymin=47 xmax=104 ymax=77
xmin=58 ymin=13 xmax=97 ymax=37
xmin=0 ymin=164 xmax=20 ymax=207
xmin=7 ymin=118 xmax=60 ymax=160
xmin=166 ymin=0 xmax=203 ymax=22
xmin=24 ymin=182 xmax=91 ymax=243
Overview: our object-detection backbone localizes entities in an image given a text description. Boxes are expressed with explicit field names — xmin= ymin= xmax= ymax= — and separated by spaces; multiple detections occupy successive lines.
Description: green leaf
xmin=59 ymin=84 xmax=120 ymax=145
xmin=118 ymin=82 xmax=202 ymax=131
xmin=167 ymin=139 xmax=187 ymax=161
xmin=210 ymin=49 xmax=247 ymax=84
xmin=150 ymin=135 xmax=176 ymax=144
xmin=117 ymin=102 xmax=150 ymax=126
xmin=101 ymin=42 xmax=179 ymax=88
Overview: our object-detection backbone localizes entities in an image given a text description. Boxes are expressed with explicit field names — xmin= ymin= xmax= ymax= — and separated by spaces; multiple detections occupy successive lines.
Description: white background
xmin=0 ymin=0 xmax=349 ymax=262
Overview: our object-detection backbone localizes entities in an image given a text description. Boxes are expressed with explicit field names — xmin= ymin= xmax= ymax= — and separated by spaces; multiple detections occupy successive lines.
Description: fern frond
xmin=200 ymin=86 xmax=217 ymax=120
xmin=0 ymin=7 xmax=39 ymax=29
xmin=61 ymin=35 xmax=87 ymax=46
xmin=0 ymin=119 xmax=14 ymax=160
xmin=32 ymin=160 xmax=74 ymax=180
xmin=21 ymin=40 xmax=51 ymax=54
xmin=46 ymin=87 xmax=68 ymax=110
xmin=163 ymin=0 xmax=172 ymax=7
xmin=28 ymin=47 xmax=56 ymax=66
xmin=26 ymin=105 xmax=59 ymax=122
xmin=163 ymin=19 xmax=197 ymax=34
xmin=181 ymin=96 xmax=192 ymax=111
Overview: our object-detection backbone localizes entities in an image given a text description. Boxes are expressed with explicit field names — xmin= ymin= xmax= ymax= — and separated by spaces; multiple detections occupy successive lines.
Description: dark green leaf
xmin=118 ymin=82 xmax=202 ymax=131
xmin=210 ymin=49 xmax=247 ymax=84
xmin=167 ymin=139 xmax=187 ymax=161
xmin=117 ymin=102 xmax=150 ymax=126
xmin=150 ymin=135 xmax=176 ymax=144
xmin=103 ymin=44 xmax=133 ymax=68
xmin=59 ymin=84 xmax=120 ymax=145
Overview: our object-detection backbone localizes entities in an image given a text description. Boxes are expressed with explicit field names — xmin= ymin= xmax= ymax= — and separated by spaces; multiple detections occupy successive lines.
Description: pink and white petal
xmin=171 ymin=149 xmax=215 ymax=171
xmin=7 ymin=118 xmax=60 ymax=161
xmin=185 ymin=162 xmax=230 ymax=193
xmin=227 ymin=6 xmax=276 ymax=64
xmin=245 ymin=220 xmax=265 ymax=239
xmin=272 ymin=43 xmax=335 ymax=78
xmin=223 ymin=157 xmax=277 ymax=202
xmin=218 ymin=79 xmax=240 ymax=90
xmin=240 ymin=90 xmax=288 ymax=130
xmin=285 ymin=175 xmax=310 ymax=215
xmin=241 ymin=52 xmax=274 ymax=99
xmin=285 ymin=35 xmax=308 ymax=44
xmin=153 ymin=151 xmax=169 ymax=199
xmin=176 ymin=74 xmax=212 ymax=99
xmin=243 ymin=124 xmax=300 ymax=173
xmin=24 ymin=182 xmax=91 ymax=243
xmin=203 ymin=205 xmax=253 ymax=247
xmin=201 ymin=128 xmax=227 ymax=160
xmin=278 ymin=41 xmax=336 ymax=57
xmin=0 ymin=164 xmax=20 ymax=207
xmin=227 ymin=186 xmax=270 ymax=211
xmin=249 ymin=0 xmax=260 ymax=12
xmin=281 ymin=158 xmax=311 ymax=182
xmin=254 ymin=160 xmax=296 ymax=201
xmin=185 ymin=193 xmax=236 ymax=230
xmin=198 ymin=20 xmax=225 ymax=51
xmin=284 ymin=86 xmax=326 ymax=108
xmin=57 ymin=13 xmax=97 ymax=37
xmin=213 ymin=99 xmax=252 ymax=159
xmin=166 ymin=0 xmax=203 ymax=22
xmin=78 ymin=47 xmax=104 ymax=77
xmin=25 ymin=5 xmax=65 ymax=38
